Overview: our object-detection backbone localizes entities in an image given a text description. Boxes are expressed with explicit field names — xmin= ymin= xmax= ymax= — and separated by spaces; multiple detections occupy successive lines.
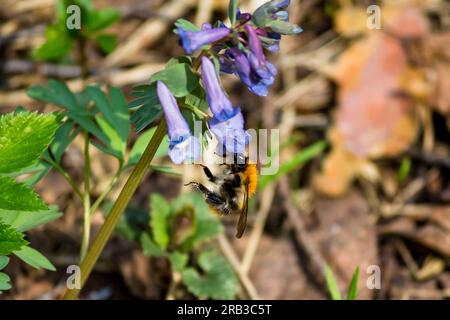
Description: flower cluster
xmin=157 ymin=0 xmax=301 ymax=163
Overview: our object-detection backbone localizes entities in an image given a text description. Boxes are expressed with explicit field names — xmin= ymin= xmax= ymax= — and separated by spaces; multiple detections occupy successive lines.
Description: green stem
xmin=62 ymin=119 xmax=167 ymax=300
xmin=44 ymin=158 xmax=83 ymax=199
xmin=89 ymin=163 xmax=122 ymax=216
xmin=80 ymin=132 xmax=91 ymax=262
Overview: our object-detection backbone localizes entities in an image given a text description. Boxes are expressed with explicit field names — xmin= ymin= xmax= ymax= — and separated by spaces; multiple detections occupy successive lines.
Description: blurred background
xmin=1 ymin=0 xmax=450 ymax=300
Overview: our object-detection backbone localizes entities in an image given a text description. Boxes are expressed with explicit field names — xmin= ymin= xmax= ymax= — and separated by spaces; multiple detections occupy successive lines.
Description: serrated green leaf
xmin=13 ymin=246 xmax=55 ymax=271
xmin=150 ymin=194 xmax=171 ymax=249
xmin=0 ymin=112 xmax=60 ymax=174
xmin=324 ymin=265 xmax=342 ymax=300
xmin=0 ymin=222 xmax=28 ymax=256
xmin=169 ymin=251 xmax=188 ymax=272
xmin=27 ymin=80 xmax=78 ymax=111
xmin=0 ymin=205 xmax=62 ymax=232
xmin=151 ymin=63 xmax=199 ymax=97
xmin=95 ymin=34 xmax=117 ymax=53
xmin=347 ymin=266 xmax=360 ymax=300
xmin=174 ymin=19 xmax=201 ymax=32
xmin=0 ymin=272 xmax=11 ymax=291
xmin=0 ymin=177 xmax=47 ymax=211
xmin=140 ymin=233 xmax=166 ymax=257
xmin=128 ymin=127 xmax=168 ymax=165
xmin=228 ymin=0 xmax=238 ymax=26
xmin=181 ymin=251 xmax=238 ymax=300
xmin=0 ymin=256 xmax=9 ymax=270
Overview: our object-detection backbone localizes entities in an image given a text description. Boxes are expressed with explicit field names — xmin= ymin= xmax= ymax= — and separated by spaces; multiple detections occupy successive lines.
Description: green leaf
xmin=151 ymin=63 xmax=199 ymax=97
xmin=0 ymin=205 xmax=62 ymax=232
xmin=149 ymin=165 xmax=181 ymax=176
xmin=128 ymin=127 xmax=169 ymax=165
xmin=347 ymin=266 xmax=360 ymax=300
xmin=0 ymin=112 xmax=60 ymax=174
xmin=182 ymin=251 xmax=238 ymax=300
xmin=228 ymin=0 xmax=238 ymax=26
xmin=259 ymin=140 xmax=327 ymax=189
xmin=67 ymin=111 xmax=109 ymax=146
xmin=0 ymin=256 xmax=9 ymax=270
xmin=398 ymin=157 xmax=411 ymax=183
xmin=86 ymin=86 xmax=129 ymax=158
xmin=129 ymin=84 xmax=158 ymax=109
xmin=0 ymin=177 xmax=47 ymax=211
xmin=169 ymin=251 xmax=188 ymax=272
xmin=46 ymin=120 xmax=80 ymax=162
xmin=86 ymin=8 xmax=120 ymax=33
xmin=131 ymin=104 xmax=162 ymax=133
xmin=324 ymin=265 xmax=342 ymax=300
xmin=27 ymin=80 xmax=78 ymax=111
xmin=95 ymin=116 xmax=125 ymax=159
xmin=150 ymin=194 xmax=171 ymax=249
xmin=0 ymin=272 xmax=11 ymax=292
xmin=101 ymin=201 xmax=149 ymax=241
xmin=95 ymin=34 xmax=117 ymax=53
xmin=0 ymin=221 xmax=28 ymax=256
xmin=11 ymin=161 xmax=51 ymax=187
xmin=13 ymin=246 xmax=55 ymax=271
xmin=33 ymin=25 xmax=72 ymax=61
xmin=129 ymin=83 xmax=163 ymax=132
xmin=87 ymin=86 xmax=129 ymax=142
xmin=140 ymin=233 xmax=166 ymax=257
xmin=172 ymin=193 xmax=223 ymax=251
xmin=174 ymin=19 xmax=201 ymax=32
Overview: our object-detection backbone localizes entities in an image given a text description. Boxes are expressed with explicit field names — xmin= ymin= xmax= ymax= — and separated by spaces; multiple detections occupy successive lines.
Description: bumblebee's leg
xmin=185 ymin=182 xmax=226 ymax=208
xmin=199 ymin=164 xmax=216 ymax=182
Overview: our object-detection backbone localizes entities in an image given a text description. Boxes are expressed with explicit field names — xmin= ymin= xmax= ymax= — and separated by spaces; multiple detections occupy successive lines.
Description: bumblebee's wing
xmin=235 ymin=180 xmax=249 ymax=238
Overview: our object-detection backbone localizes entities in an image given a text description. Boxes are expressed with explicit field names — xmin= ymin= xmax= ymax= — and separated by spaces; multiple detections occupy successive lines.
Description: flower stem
xmin=62 ymin=119 xmax=167 ymax=300
xmin=80 ymin=132 xmax=91 ymax=262
xmin=44 ymin=158 xmax=83 ymax=199
xmin=89 ymin=165 xmax=122 ymax=216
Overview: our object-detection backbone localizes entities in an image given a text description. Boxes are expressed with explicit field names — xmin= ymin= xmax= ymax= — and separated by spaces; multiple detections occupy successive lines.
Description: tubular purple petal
xmin=156 ymin=81 xmax=201 ymax=164
xmin=245 ymin=25 xmax=265 ymax=62
xmin=209 ymin=108 xmax=249 ymax=155
xmin=177 ymin=27 xmax=231 ymax=55
xmin=201 ymin=56 xmax=235 ymax=121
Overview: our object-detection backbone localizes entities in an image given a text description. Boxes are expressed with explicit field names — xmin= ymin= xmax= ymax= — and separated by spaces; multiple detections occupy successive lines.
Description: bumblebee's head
xmin=231 ymin=153 xmax=248 ymax=172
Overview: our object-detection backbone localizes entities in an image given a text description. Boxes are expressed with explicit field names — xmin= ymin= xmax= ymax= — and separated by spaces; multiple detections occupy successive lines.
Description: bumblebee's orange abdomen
xmin=242 ymin=164 xmax=258 ymax=197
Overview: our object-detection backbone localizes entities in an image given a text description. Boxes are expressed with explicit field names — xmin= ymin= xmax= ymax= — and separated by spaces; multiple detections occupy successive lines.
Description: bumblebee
xmin=185 ymin=153 xmax=257 ymax=238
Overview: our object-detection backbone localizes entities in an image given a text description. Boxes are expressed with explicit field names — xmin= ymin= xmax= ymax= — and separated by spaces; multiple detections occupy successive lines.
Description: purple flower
xmin=225 ymin=48 xmax=269 ymax=96
xmin=246 ymin=25 xmax=277 ymax=87
xmin=236 ymin=9 xmax=252 ymax=24
xmin=223 ymin=26 xmax=277 ymax=97
xmin=201 ymin=57 xmax=249 ymax=154
xmin=256 ymin=28 xmax=281 ymax=52
xmin=177 ymin=25 xmax=231 ymax=55
xmin=156 ymin=81 xmax=201 ymax=164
